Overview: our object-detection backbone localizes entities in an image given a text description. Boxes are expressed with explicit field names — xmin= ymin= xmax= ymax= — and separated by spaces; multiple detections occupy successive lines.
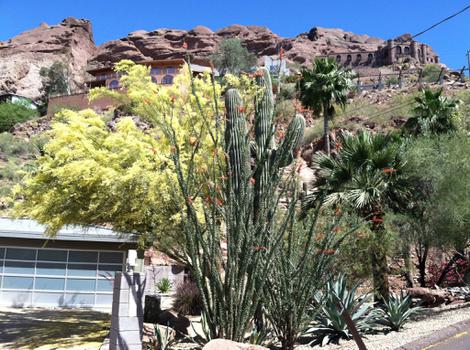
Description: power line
xmin=411 ymin=4 xmax=470 ymax=41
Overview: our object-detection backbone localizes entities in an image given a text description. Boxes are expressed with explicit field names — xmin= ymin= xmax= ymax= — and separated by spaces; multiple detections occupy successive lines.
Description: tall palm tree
xmin=302 ymin=130 xmax=410 ymax=301
xmin=298 ymin=58 xmax=355 ymax=155
xmin=404 ymin=88 xmax=459 ymax=135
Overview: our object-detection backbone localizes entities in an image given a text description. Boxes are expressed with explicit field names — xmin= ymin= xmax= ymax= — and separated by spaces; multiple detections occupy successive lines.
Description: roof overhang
xmin=0 ymin=217 xmax=138 ymax=244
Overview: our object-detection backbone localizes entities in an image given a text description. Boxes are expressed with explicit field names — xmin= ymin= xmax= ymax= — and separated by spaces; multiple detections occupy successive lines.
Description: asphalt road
xmin=422 ymin=329 xmax=470 ymax=350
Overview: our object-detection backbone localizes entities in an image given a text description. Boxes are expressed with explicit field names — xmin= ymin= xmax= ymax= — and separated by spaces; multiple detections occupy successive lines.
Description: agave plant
xmin=306 ymin=274 xmax=378 ymax=346
xmin=377 ymin=292 xmax=421 ymax=331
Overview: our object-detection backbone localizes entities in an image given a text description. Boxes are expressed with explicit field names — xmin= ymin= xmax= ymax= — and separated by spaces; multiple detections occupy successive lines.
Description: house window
xmin=167 ymin=67 xmax=177 ymax=74
xmin=151 ymin=76 xmax=158 ymax=84
xmin=404 ymin=46 xmax=410 ymax=55
xmin=150 ymin=67 xmax=160 ymax=75
xmin=108 ymin=80 xmax=119 ymax=89
xmin=336 ymin=55 xmax=342 ymax=63
xmin=356 ymin=54 xmax=362 ymax=61
xmin=161 ymin=75 xmax=174 ymax=85
xmin=368 ymin=53 xmax=374 ymax=61
xmin=396 ymin=46 xmax=402 ymax=54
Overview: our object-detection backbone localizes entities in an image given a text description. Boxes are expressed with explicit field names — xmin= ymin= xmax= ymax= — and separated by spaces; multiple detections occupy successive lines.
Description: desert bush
xmin=0 ymin=103 xmax=38 ymax=132
xmin=278 ymin=83 xmax=297 ymax=100
xmin=156 ymin=278 xmax=172 ymax=294
xmin=274 ymin=99 xmax=296 ymax=122
xmin=306 ymin=274 xmax=378 ymax=346
xmin=173 ymin=281 xmax=202 ymax=316
xmin=377 ymin=292 xmax=421 ymax=331
xmin=422 ymin=65 xmax=442 ymax=83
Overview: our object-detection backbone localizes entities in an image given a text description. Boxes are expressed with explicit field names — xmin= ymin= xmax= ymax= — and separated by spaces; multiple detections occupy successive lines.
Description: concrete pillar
xmin=421 ymin=44 xmax=427 ymax=63
xmin=387 ymin=39 xmax=395 ymax=65
xmin=410 ymin=41 xmax=418 ymax=59
xmin=109 ymin=272 xmax=146 ymax=350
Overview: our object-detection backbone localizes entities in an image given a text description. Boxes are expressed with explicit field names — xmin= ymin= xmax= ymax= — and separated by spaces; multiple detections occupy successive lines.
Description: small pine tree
xmin=211 ymin=38 xmax=257 ymax=75
xmin=38 ymin=61 xmax=70 ymax=114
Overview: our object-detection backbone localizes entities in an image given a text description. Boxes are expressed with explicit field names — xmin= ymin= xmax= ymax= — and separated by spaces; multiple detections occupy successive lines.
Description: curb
xmin=395 ymin=318 xmax=470 ymax=350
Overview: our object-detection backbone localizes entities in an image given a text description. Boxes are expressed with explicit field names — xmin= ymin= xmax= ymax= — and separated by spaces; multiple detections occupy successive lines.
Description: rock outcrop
xmin=88 ymin=25 xmax=395 ymax=69
xmin=0 ymin=17 xmax=96 ymax=100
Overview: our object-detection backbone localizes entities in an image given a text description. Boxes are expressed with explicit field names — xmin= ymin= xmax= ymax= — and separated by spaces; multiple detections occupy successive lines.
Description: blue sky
xmin=0 ymin=0 xmax=468 ymax=70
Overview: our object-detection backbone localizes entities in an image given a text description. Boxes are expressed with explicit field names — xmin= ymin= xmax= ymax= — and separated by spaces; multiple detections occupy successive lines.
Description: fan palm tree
xmin=298 ymin=58 xmax=355 ymax=155
xmin=404 ymin=88 xmax=459 ymax=135
xmin=302 ymin=130 xmax=411 ymax=301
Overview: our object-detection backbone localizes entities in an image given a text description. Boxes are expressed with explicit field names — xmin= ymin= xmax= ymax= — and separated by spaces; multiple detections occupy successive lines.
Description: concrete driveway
xmin=0 ymin=307 xmax=110 ymax=350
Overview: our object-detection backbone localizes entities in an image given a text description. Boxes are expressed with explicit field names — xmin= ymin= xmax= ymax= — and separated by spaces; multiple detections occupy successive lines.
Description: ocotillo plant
xmin=165 ymin=66 xmax=306 ymax=341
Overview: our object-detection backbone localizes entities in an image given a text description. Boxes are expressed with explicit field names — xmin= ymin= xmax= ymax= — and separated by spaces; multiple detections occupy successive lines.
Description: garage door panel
xmin=97 ymin=279 xmax=114 ymax=292
xmin=3 ymin=276 xmax=34 ymax=290
xmin=35 ymin=277 xmax=65 ymax=291
xmin=33 ymin=292 xmax=65 ymax=305
xmin=4 ymin=261 xmax=35 ymax=275
xmin=6 ymin=248 xmax=36 ymax=260
xmin=65 ymin=293 xmax=94 ymax=306
xmin=36 ymin=262 xmax=66 ymax=276
xmin=2 ymin=291 xmax=32 ymax=306
xmin=68 ymin=251 xmax=98 ymax=263
xmin=37 ymin=249 xmax=67 ymax=262
xmin=98 ymin=264 xmax=121 ymax=277
xmin=68 ymin=263 xmax=97 ymax=277
xmin=99 ymin=252 xmax=123 ymax=264
xmin=67 ymin=278 xmax=96 ymax=291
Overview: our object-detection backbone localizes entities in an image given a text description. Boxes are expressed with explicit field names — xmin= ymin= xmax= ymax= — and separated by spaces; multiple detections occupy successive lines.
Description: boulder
xmin=407 ymin=287 xmax=447 ymax=306
xmin=203 ymin=339 xmax=268 ymax=350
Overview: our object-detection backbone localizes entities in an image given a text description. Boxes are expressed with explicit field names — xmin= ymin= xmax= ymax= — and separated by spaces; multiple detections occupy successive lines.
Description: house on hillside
xmin=47 ymin=58 xmax=216 ymax=117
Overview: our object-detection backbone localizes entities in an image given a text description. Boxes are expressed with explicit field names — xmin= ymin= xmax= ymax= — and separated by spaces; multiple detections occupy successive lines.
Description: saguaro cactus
xmin=225 ymin=67 xmax=306 ymax=211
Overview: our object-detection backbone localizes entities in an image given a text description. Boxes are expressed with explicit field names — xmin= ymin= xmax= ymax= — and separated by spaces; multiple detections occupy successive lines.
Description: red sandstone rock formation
xmin=0 ymin=17 xmax=96 ymax=100
xmin=0 ymin=17 xmax=441 ymax=101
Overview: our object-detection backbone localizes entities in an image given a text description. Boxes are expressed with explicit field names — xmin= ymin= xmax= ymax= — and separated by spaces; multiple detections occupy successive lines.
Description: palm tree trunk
xmin=323 ymin=102 xmax=331 ymax=155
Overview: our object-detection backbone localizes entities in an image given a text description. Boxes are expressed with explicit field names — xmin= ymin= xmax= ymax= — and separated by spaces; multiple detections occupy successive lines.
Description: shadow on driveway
xmin=0 ymin=307 xmax=110 ymax=350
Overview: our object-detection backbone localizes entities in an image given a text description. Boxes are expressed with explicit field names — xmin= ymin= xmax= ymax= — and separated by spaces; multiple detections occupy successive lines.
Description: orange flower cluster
xmin=252 ymin=246 xmax=268 ymax=252
xmin=318 ymin=249 xmax=336 ymax=255
xmin=383 ymin=168 xmax=396 ymax=174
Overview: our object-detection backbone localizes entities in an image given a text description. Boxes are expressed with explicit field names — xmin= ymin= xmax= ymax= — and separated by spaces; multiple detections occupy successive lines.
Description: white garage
xmin=0 ymin=218 xmax=137 ymax=310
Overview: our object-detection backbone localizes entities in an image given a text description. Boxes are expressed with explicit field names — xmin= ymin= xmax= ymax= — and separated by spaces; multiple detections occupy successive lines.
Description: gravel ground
xmin=297 ymin=302 xmax=470 ymax=350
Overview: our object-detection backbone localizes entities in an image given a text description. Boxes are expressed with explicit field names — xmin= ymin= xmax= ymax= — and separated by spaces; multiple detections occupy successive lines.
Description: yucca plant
xmin=306 ymin=274 xmax=378 ymax=346
xmin=377 ymin=292 xmax=421 ymax=331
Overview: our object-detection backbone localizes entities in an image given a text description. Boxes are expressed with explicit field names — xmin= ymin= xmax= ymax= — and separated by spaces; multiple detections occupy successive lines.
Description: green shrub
xmin=0 ymin=103 xmax=38 ymax=132
xmin=306 ymin=274 xmax=378 ymax=346
xmin=173 ymin=281 xmax=202 ymax=316
xmin=422 ymin=65 xmax=442 ymax=83
xmin=156 ymin=278 xmax=172 ymax=294
xmin=0 ymin=133 xmax=35 ymax=156
xmin=278 ymin=83 xmax=297 ymax=100
xmin=274 ymin=99 xmax=296 ymax=122
xmin=377 ymin=292 xmax=421 ymax=331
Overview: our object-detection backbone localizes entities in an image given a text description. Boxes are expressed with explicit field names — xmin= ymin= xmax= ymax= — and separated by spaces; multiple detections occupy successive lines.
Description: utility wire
xmin=411 ymin=4 xmax=470 ymax=41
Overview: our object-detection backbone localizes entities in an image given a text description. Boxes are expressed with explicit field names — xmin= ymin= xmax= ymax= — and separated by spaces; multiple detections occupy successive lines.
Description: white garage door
xmin=0 ymin=246 xmax=125 ymax=309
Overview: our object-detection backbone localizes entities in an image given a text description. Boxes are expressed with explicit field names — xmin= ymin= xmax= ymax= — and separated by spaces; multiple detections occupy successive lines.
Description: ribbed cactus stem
xmin=225 ymin=88 xmax=249 ymax=196
xmin=254 ymin=67 xmax=274 ymax=155
xmin=276 ymin=114 xmax=306 ymax=167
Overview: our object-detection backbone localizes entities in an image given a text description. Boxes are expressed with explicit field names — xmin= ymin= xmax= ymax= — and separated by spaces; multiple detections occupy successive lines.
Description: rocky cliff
xmin=89 ymin=25 xmax=388 ymax=68
xmin=0 ymin=17 xmax=440 ymax=101
xmin=0 ymin=17 xmax=95 ymax=100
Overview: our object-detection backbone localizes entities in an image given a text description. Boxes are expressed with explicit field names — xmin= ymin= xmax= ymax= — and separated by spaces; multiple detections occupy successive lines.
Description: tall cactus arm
xmin=254 ymin=67 xmax=274 ymax=156
xmin=275 ymin=114 xmax=306 ymax=167
xmin=225 ymin=88 xmax=250 ymax=196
